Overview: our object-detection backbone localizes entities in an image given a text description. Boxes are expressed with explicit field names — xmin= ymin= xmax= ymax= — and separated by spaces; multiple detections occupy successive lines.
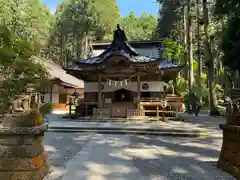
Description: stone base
xmin=218 ymin=124 xmax=240 ymax=179
xmin=0 ymin=162 xmax=49 ymax=180
xmin=0 ymin=116 xmax=49 ymax=180
xmin=227 ymin=114 xmax=240 ymax=125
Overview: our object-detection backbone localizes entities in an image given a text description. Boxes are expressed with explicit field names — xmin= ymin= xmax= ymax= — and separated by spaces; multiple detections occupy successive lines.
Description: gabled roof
xmin=71 ymin=25 xmax=164 ymax=69
xmin=67 ymin=25 xmax=184 ymax=73
xmin=33 ymin=57 xmax=84 ymax=88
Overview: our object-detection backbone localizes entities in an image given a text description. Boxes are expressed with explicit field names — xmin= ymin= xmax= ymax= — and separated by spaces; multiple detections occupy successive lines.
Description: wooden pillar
xmin=98 ymin=74 xmax=102 ymax=108
xmin=50 ymin=83 xmax=53 ymax=103
xmin=137 ymin=73 xmax=141 ymax=109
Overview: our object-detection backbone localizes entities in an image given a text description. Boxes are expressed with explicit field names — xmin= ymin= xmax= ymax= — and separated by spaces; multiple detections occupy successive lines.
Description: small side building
xmin=40 ymin=60 xmax=84 ymax=110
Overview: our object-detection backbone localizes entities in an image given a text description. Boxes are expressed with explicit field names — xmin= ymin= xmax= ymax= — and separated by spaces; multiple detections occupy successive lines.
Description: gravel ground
xmin=44 ymin=132 xmax=93 ymax=180
xmin=130 ymin=135 xmax=236 ymax=180
xmin=43 ymin=113 xmax=235 ymax=180
xmin=44 ymin=132 xmax=236 ymax=180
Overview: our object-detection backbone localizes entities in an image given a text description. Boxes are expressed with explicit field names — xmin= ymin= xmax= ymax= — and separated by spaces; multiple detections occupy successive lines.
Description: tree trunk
xmin=186 ymin=0 xmax=194 ymax=94
xmin=224 ymin=69 xmax=229 ymax=96
xmin=183 ymin=3 xmax=188 ymax=80
xmin=202 ymin=0 xmax=219 ymax=115
xmin=196 ymin=0 xmax=202 ymax=103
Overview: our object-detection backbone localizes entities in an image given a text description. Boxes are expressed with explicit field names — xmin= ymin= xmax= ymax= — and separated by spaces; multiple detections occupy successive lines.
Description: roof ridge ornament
xmin=100 ymin=24 xmax=139 ymax=57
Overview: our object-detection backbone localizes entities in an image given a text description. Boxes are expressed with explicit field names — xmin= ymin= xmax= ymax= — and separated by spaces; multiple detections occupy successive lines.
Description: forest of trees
xmin=157 ymin=0 xmax=240 ymax=115
xmin=0 ymin=0 xmax=239 ymax=115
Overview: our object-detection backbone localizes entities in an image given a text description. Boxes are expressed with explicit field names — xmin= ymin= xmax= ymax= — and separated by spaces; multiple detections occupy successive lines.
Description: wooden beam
xmin=137 ymin=73 xmax=141 ymax=109
xmin=98 ymin=74 xmax=102 ymax=108
xmin=50 ymin=83 xmax=53 ymax=103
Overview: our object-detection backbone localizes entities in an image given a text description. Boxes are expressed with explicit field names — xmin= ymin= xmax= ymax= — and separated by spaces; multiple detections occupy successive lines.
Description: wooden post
xmin=86 ymin=104 xmax=88 ymax=117
xmin=137 ymin=73 xmax=141 ymax=109
xmin=98 ymin=74 xmax=102 ymax=108
xmin=50 ymin=83 xmax=53 ymax=103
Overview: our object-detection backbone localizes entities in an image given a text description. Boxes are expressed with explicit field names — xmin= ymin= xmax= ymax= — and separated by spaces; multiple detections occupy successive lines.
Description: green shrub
xmin=39 ymin=102 xmax=53 ymax=116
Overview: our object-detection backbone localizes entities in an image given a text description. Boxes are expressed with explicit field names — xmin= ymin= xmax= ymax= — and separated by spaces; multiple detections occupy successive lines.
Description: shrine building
xmin=66 ymin=26 xmax=184 ymax=118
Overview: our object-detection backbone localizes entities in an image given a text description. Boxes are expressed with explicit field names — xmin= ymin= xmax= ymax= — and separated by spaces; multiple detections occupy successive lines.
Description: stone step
xmin=47 ymin=126 xmax=203 ymax=133
xmin=47 ymin=127 xmax=207 ymax=137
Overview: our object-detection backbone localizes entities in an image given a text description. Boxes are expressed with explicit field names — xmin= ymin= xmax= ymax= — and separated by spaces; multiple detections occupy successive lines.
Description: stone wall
xmin=0 ymin=114 xmax=49 ymax=180
xmin=217 ymin=123 xmax=240 ymax=179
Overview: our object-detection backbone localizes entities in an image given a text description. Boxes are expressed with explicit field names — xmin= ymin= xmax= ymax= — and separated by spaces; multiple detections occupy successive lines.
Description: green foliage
xmin=156 ymin=0 xmax=183 ymax=39
xmin=0 ymin=0 xmax=51 ymax=114
xmin=214 ymin=0 xmax=240 ymax=70
xmin=39 ymin=102 xmax=54 ymax=116
xmin=221 ymin=17 xmax=240 ymax=70
xmin=120 ymin=12 xmax=158 ymax=41
xmin=172 ymin=76 xmax=187 ymax=95
xmin=162 ymin=39 xmax=184 ymax=63
xmin=46 ymin=0 xmax=121 ymax=63
xmin=0 ymin=0 xmax=53 ymax=49
xmin=0 ymin=27 xmax=48 ymax=114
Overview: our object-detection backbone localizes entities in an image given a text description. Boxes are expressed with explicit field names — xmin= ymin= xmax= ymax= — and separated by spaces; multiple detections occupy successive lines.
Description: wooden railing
xmin=165 ymin=95 xmax=183 ymax=112
xmin=140 ymin=96 xmax=183 ymax=113
xmin=141 ymin=97 xmax=163 ymax=101
xmin=139 ymin=95 xmax=182 ymax=117
xmin=127 ymin=109 xmax=144 ymax=117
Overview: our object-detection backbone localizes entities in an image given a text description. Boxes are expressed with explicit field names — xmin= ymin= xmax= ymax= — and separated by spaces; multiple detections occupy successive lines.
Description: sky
xmin=42 ymin=0 xmax=159 ymax=17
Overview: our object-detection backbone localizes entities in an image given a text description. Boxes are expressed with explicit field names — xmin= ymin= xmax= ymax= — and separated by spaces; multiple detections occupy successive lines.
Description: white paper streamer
xmin=125 ymin=79 xmax=128 ymax=86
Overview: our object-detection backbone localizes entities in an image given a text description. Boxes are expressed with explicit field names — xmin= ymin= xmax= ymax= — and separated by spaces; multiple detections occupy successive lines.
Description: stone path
xmin=62 ymin=134 xmax=145 ymax=180
xmin=44 ymin=113 xmax=236 ymax=180
xmin=44 ymin=132 xmax=93 ymax=180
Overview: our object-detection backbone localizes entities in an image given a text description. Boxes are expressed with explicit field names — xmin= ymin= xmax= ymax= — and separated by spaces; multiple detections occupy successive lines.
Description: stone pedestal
xmin=0 ymin=113 xmax=49 ymax=180
xmin=217 ymin=124 xmax=240 ymax=179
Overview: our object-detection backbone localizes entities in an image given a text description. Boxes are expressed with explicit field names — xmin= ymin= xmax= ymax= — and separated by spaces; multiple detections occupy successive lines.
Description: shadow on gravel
xmin=44 ymin=132 xmax=93 ymax=180
xmin=128 ymin=135 xmax=235 ymax=180
xmin=43 ymin=113 xmax=234 ymax=180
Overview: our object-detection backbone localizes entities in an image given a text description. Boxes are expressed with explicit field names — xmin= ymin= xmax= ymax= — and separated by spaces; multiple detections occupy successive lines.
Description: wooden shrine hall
xmin=66 ymin=25 xmax=184 ymax=118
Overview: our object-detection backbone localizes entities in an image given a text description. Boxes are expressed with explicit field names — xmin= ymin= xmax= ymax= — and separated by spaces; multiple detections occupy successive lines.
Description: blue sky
xmin=42 ymin=0 xmax=159 ymax=17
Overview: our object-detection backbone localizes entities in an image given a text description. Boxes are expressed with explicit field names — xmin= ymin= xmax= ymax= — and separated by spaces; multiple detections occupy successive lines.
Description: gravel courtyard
xmin=44 ymin=132 xmax=235 ymax=180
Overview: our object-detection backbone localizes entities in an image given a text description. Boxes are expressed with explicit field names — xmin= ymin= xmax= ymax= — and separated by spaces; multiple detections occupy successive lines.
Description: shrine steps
xmin=47 ymin=126 xmax=207 ymax=137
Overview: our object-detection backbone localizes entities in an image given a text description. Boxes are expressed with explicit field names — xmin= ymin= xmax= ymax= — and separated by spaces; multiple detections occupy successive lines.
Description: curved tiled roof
xmin=68 ymin=25 xmax=184 ymax=72
xmin=76 ymin=50 xmax=158 ymax=65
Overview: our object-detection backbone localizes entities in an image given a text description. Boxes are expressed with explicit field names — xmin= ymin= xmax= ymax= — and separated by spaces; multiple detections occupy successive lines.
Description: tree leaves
xmin=215 ymin=0 xmax=240 ymax=70
xmin=45 ymin=0 xmax=121 ymax=64
xmin=120 ymin=12 xmax=158 ymax=41
xmin=0 ymin=0 xmax=50 ymax=114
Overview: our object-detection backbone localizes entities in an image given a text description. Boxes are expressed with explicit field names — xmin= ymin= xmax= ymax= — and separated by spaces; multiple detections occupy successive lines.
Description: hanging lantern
xmin=120 ymin=81 xmax=123 ymax=87
xmin=108 ymin=80 xmax=112 ymax=86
